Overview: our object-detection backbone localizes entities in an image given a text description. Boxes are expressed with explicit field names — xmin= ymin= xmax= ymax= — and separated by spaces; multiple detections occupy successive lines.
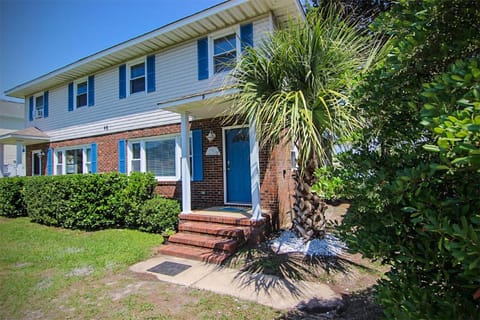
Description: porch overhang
xmin=157 ymin=88 xmax=237 ymax=119
xmin=0 ymin=127 xmax=50 ymax=146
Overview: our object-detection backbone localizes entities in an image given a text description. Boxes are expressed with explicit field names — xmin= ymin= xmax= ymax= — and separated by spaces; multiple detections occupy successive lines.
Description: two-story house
xmin=2 ymin=1 xmax=303 ymax=260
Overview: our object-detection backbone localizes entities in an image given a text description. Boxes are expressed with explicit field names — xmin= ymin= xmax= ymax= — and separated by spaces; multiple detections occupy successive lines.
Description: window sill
xmin=155 ymin=176 xmax=180 ymax=182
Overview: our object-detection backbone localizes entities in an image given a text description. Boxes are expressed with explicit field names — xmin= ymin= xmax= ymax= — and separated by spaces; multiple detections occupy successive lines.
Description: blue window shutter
xmin=91 ymin=143 xmax=97 ymax=173
xmin=119 ymin=64 xmax=127 ymax=99
xmin=68 ymin=82 xmax=74 ymax=111
xmin=192 ymin=129 xmax=203 ymax=181
xmin=47 ymin=148 xmax=53 ymax=176
xmin=146 ymin=55 xmax=156 ymax=93
xmin=118 ymin=139 xmax=126 ymax=173
xmin=240 ymin=23 xmax=254 ymax=52
xmin=29 ymin=96 xmax=34 ymax=121
xmin=43 ymin=91 xmax=49 ymax=118
xmin=197 ymin=38 xmax=208 ymax=80
xmin=88 ymin=75 xmax=95 ymax=106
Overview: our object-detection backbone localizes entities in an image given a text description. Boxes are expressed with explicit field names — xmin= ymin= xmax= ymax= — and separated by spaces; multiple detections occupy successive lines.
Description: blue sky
xmin=0 ymin=0 xmax=225 ymax=102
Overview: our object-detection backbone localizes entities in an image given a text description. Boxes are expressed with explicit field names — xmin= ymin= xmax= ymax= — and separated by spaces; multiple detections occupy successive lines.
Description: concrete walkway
xmin=129 ymin=255 xmax=340 ymax=310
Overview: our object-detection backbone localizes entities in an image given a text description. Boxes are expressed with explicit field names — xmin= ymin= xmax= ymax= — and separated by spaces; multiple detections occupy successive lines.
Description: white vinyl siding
xmin=26 ymin=17 xmax=273 ymax=141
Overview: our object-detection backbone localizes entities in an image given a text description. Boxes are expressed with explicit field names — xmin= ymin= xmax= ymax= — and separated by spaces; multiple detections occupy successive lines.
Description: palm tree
xmin=228 ymin=7 xmax=381 ymax=241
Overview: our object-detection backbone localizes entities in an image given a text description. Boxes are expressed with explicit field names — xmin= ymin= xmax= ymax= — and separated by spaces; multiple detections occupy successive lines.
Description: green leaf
xmin=423 ymin=144 xmax=440 ymax=152
xmin=466 ymin=124 xmax=480 ymax=132
xmin=451 ymin=74 xmax=464 ymax=82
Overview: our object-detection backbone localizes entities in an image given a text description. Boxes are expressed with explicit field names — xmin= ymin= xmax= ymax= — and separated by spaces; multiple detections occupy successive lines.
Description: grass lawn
xmin=0 ymin=217 xmax=279 ymax=319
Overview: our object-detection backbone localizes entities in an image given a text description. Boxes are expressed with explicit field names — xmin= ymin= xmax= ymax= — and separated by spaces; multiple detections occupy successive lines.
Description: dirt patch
xmin=44 ymin=270 xmax=279 ymax=319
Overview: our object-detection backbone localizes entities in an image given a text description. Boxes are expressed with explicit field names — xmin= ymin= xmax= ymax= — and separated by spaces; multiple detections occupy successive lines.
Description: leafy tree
xmin=337 ymin=0 xmax=480 ymax=318
xmin=229 ymin=6 xmax=380 ymax=240
xmin=308 ymin=0 xmax=392 ymax=29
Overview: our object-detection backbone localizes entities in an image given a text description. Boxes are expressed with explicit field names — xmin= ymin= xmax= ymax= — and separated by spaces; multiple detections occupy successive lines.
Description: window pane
xmin=76 ymin=94 xmax=87 ymax=107
xmin=130 ymin=77 xmax=145 ymax=93
xmin=66 ymin=149 xmax=83 ymax=174
xmin=145 ymin=139 xmax=176 ymax=177
xmin=86 ymin=148 xmax=91 ymax=162
xmin=130 ymin=63 xmax=145 ymax=79
xmin=214 ymin=52 xmax=236 ymax=73
xmin=77 ymin=81 xmax=87 ymax=95
xmin=35 ymin=95 xmax=44 ymax=107
xmin=131 ymin=159 xmax=141 ymax=172
xmin=56 ymin=151 xmax=63 ymax=175
xmin=132 ymin=143 xmax=141 ymax=159
xmin=57 ymin=151 xmax=63 ymax=164
xmin=214 ymin=34 xmax=236 ymax=55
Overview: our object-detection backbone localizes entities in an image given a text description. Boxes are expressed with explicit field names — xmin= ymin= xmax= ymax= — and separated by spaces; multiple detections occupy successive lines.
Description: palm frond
xmin=227 ymin=5 xmax=382 ymax=174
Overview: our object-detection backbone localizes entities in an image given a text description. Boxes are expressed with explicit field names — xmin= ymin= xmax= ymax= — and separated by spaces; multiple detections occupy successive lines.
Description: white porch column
xmin=249 ymin=122 xmax=262 ymax=220
xmin=16 ymin=142 xmax=23 ymax=165
xmin=180 ymin=112 xmax=192 ymax=213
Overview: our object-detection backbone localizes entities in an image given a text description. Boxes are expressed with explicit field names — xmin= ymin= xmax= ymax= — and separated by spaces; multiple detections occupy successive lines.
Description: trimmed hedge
xmin=0 ymin=177 xmax=27 ymax=217
xmin=1 ymin=172 xmax=180 ymax=233
xmin=137 ymin=196 xmax=181 ymax=233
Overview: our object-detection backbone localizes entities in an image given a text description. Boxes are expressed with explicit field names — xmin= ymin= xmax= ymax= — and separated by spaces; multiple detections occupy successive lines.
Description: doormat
xmin=147 ymin=261 xmax=192 ymax=276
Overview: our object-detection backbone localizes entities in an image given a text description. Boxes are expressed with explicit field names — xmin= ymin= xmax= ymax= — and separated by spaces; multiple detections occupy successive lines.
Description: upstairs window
xmin=130 ymin=62 xmax=145 ymax=94
xmin=35 ymin=95 xmax=44 ymax=119
xmin=76 ymin=80 xmax=88 ymax=108
xmin=68 ymin=76 xmax=94 ymax=111
xmin=213 ymin=34 xmax=236 ymax=73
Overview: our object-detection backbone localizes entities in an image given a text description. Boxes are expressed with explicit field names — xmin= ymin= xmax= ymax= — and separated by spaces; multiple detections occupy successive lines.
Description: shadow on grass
xmin=220 ymin=241 xmax=377 ymax=298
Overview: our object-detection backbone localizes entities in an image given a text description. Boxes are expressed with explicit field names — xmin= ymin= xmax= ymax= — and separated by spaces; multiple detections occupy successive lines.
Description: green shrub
xmin=337 ymin=1 xmax=480 ymax=318
xmin=23 ymin=172 xmax=157 ymax=231
xmin=0 ymin=177 xmax=27 ymax=217
xmin=311 ymin=166 xmax=345 ymax=201
xmin=137 ymin=196 xmax=180 ymax=234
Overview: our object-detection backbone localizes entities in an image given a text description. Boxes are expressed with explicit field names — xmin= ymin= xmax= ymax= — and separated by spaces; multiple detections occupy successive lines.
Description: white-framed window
xmin=54 ymin=145 xmax=92 ymax=175
xmin=212 ymin=31 xmax=238 ymax=74
xmin=129 ymin=59 xmax=146 ymax=94
xmin=127 ymin=135 xmax=181 ymax=181
xmin=34 ymin=94 xmax=44 ymax=119
xmin=75 ymin=79 xmax=88 ymax=108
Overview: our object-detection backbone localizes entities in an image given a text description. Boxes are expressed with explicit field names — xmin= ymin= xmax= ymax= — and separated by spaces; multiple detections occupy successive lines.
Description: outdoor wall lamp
xmin=206 ymin=130 xmax=216 ymax=142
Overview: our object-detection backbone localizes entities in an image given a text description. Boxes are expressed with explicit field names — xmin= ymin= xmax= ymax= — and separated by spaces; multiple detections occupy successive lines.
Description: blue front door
xmin=225 ymin=127 xmax=251 ymax=204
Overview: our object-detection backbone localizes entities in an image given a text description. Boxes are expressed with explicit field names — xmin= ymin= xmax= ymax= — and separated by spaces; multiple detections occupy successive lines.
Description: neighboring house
xmin=2 ymin=0 xmax=303 ymax=226
xmin=0 ymin=99 xmax=25 ymax=177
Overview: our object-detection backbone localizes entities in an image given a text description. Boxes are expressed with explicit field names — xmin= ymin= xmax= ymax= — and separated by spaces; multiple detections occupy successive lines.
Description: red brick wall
xmin=258 ymin=141 xmax=295 ymax=230
xmin=25 ymin=117 xmax=295 ymax=224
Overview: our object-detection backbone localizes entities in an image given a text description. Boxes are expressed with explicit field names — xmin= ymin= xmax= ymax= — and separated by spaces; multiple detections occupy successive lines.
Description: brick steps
xmin=168 ymin=232 xmax=238 ymax=252
xmin=159 ymin=212 xmax=266 ymax=264
xmin=179 ymin=221 xmax=247 ymax=240
xmin=179 ymin=213 xmax=258 ymax=226
xmin=159 ymin=243 xmax=229 ymax=264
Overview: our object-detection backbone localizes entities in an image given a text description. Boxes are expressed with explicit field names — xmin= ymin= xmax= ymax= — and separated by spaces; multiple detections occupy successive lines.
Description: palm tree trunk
xmin=292 ymin=156 xmax=327 ymax=241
